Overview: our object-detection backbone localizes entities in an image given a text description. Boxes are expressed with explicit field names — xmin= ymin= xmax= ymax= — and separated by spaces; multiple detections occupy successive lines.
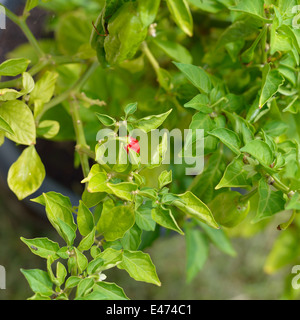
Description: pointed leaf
xmin=98 ymin=205 xmax=135 ymax=242
xmin=0 ymin=100 xmax=36 ymax=145
xmin=209 ymin=128 xmax=241 ymax=155
xmin=20 ymin=269 xmax=53 ymax=296
xmin=174 ymin=62 xmax=212 ymax=94
xmin=0 ymin=58 xmax=30 ymax=76
xmin=173 ymin=191 xmax=219 ymax=229
xmin=252 ymin=179 xmax=285 ymax=223
xmin=185 ymin=226 xmax=209 ymax=283
xmin=20 ymin=237 xmax=60 ymax=259
xmin=166 ymin=0 xmax=193 ymax=36
xmin=118 ymin=250 xmax=161 ymax=286
xmin=8 ymin=146 xmax=45 ymax=200
xmin=216 ymin=155 xmax=252 ymax=189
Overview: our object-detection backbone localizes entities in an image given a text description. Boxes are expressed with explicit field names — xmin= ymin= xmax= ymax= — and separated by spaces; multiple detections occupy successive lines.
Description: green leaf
xmin=56 ymin=262 xmax=67 ymax=287
xmin=65 ymin=276 xmax=82 ymax=289
xmin=20 ymin=237 xmax=60 ymax=259
xmin=259 ymin=64 xmax=284 ymax=109
xmin=118 ymin=250 xmax=161 ymax=286
xmin=77 ymin=200 xmax=95 ymax=237
xmin=8 ymin=146 xmax=45 ymax=200
xmin=107 ymin=182 xmax=138 ymax=201
xmin=79 ymin=282 xmax=129 ymax=300
xmin=241 ymin=139 xmax=274 ymax=166
xmin=188 ymin=0 xmax=224 ymax=13
xmin=74 ymin=247 xmax=88 ymax=274
xmin=37 ymin=120 xmax=60 ymax=139
xmin=229 ymin=0 xmax=267 ymax=21
xmin=0 ymin=115 xmax=14 ymax=135
xmin=57 ymin=218 xmax=76 ymax=246
xmin=0 ymin=58 xmax=30 ymax=76
xmin=25 ymin=0 xmax=39 ymax=12
xmin=29 ymin=71 xmax=58 ymax=118
xmin=56 ymin=10 xmax=92 ymax=56
xmin=191 ymin=151 xmax=226 ymax=203
xmin=216 ymin=155 xmax=252 ymax=189
xmin=120 ymin=224 xmax=142 ymax=251
xmin=173 ymin=191 xmax=219 ymax=229
xmin=32 ymin=192 xmax=77 ymax=241
xmin=197 ymin=221 xmax=237 ymax=256
xmin=87 ymin=257 xmax=105 ymax=275
xmin=95 ymin=113 xmax=116 ymax=126
xmin=20 ymin=269 xmax=53 ymax=296
xmin=216 ymin=19 xmax=258 ymax=49
xmin=75 ymin=278 xmax=94 ymax=299
xmin=252 ymin=179 xmax=286 ymax=223
xmin=174 ymin=62 xmax=212 ymax=94
xmin=124 ymin=102 xmax=138 ymax=117
xmin=241 ymin=25 xmax=268 ymax=63
xmin=78 ymin=228 xmax=96 ymax=252
xmin=184 ymin=94 xmax=210 ymax=112
xmin=134 ymin=109 xmax=172 ymax=133
xmin=286 ymin=192 xmax=300 ymax=211
xmin=166 ymin=0 xmax=193 ymax=36
xmin=0 ymin=100 xmax=36 ymax=145
xmin=0 ymin=88 xmax=22 ymax=101
xmin=135 ymin=206 xmax=156 ymax=231
xmin=98 ymin=204 xmax=135 ymax=242
xmin=158 ymin=170 xmax=172 ymax=189
xmin=153 ymin=39 xmax=193 ymax=64
xmin=86 ymin=172 xmax=109 ymax=193
xmin=208 ymin=128 xmax=241 ymax=155
xmin=94 ymin=248 xmax=123 ymax=272
xmin=22 ymin=72 xmax=35 ymax=94
xmin=185 ymin=226 xmax=209 ymax=283
xmin=151 ymin=206 xmax=184 ymax=235
xmin=104 ymin=2 xmax=148 ymax=65
xmin=137 ymin=0 xmax=161 ymax=27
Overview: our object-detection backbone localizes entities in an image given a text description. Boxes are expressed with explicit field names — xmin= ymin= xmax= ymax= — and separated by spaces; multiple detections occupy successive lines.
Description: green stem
xmin=19 ymin=18 xmax=44 ymax=58
xmin=70 ymin=97 xmax=90 ymax=179
xmin=278 ymin=210 xmax=297 ymax=231
xmin=271 ymin=175 xmax=290 ymax=194
xmin=37 ymin=61 xmax=99 ymax=122
xmin=141 ymin=42 xmax=160 ymax=73
xmin=4 ymin=6 xmax=44 ymax=58
xmin=239 ymin=187 xmax=258 ymax=203
xmin=76 ymin=145 xmax=96 ymax=160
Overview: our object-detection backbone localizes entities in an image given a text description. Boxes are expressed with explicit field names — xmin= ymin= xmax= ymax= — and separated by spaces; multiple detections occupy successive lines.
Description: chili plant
xmin=1 ymin=0 xmax=300 ymax=300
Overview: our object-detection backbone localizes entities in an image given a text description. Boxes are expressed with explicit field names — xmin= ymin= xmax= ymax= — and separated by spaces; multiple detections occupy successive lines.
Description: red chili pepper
xmin=125 ymin=137 xmax=140 ymax=154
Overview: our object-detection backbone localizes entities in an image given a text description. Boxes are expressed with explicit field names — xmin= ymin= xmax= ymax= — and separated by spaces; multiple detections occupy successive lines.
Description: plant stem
xmin=75 ymin=145 xmax=96 ymax=160
xmin=70 ymin=97 xmax=90 ymax=179
xmin=37 ymin=61 xmax=99 ymax=122
xmin=239 ymin=187 xmax=258 ymax=203
xmin=4 ymin=6 xmax=44 ymax=58
xmin=271 ymin=175 xmax=291 ymax=194
xmin=141 ymin=42 xmax=160 ymax=73
xmin=278 ymin=210 xmax=297 ymax=231
xmin=19 ymin=18 xmax=44 ymax=58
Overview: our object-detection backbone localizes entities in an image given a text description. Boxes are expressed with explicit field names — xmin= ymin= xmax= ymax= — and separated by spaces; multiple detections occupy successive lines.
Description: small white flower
xmin=98 ymin=272 xmax=107 ymax=282
xmin=149 ymin=23 xmax=157 ymax=37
